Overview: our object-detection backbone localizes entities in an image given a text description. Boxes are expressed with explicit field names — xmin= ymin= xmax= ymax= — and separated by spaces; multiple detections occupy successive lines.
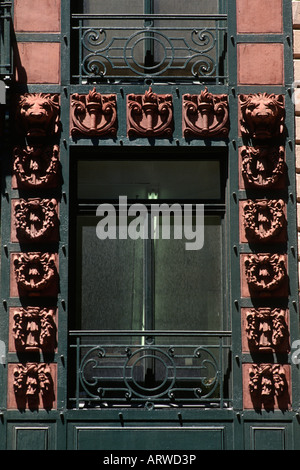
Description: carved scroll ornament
xmin=14 ymin=198 xmax=59 ymax=242
xmin=241 ymin=145 xmax=285 ymax=188
xmin=16 ymin=93 xmax=60 ymax=138
xmin=243 ymin=199 xmax=286 ymax=243
xmin=249 ymin=364 xmax=287 ymax=406
xmin=13 ymin=145 xmax=60 ymax=189
xmin=246 ymin=308 xmax=289 ymax=352
xmin=182 ymin=88 xmax=229 ymax=138
xmin=239 ymin=93 xmax=285 ymax=139
xmin=13 ymin=252 xmax=57 ymax=296
xmin=13 ymin=363 xmax=54 ymax=409
xmin=244 ymin=253 xmax=287 ymax=293
xmin=13 ymin=307 xmax=57 ymax=353
xmin=127 ymin=87 xmax=173 ymax=137
xmin=70 ymin=88 xmax=117 ymax=137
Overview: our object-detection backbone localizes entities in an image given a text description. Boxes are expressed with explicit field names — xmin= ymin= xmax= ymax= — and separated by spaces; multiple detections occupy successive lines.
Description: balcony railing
xmin=0 ymin=2 xmax=12 ymax=77
xmin=69 ymin=330 xmax=232 ymax=409
xmin=71 ymin=14 xmax=227 ymax=84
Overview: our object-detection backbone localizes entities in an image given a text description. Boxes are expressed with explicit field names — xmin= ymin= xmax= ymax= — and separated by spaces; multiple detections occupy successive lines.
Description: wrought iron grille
xmin=0 ymin=2 xmax=11 ymax=77
xmin=69 ymin=330 xmax=232 ymax=409
xmin=71 ymin=14 xmax=228 ymax=84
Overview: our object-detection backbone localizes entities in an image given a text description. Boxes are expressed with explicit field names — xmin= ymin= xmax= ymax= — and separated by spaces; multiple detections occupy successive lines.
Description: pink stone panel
xmin=14 ymin=42 xmax=61 ymax=84
xmin=237 ymin=43 xmax=284 ymax=85
xmin=14 ymin=0 xmax=61 ymax=32
xmin=236 ymin=0 xmax=282 ymax=34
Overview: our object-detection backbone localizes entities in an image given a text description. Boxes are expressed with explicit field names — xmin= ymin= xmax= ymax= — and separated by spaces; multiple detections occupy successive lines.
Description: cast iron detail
xmin=16 ymin=93 xmax=60 ymax=138
xmin=14 ymin=198 xmax=59 ymax=243
xmin=13 ymin=363 xmax=55 ymax=409
xmin=13 ymin=307 xmax=57 ymax=353
xmin=127 ymin=87 xmax=173 ymax=137
xmin=239 ymin=93 xmax=285 ymax=140
xmin=70 ymin=88 xmax=117 ymax=137
xmin=244 ymin=253 xmax=287 ymax=293
xmin=241 ymin=145 xmax=286 ymax=188
xmin=13 ymin=145 xmax=60 ymax=189
xmin=182 ymin=88 xmax=229 ymax=138
xmin=246 ymin=308 xmax=289 ymax=353
xmin=242 ymin=199 xmax=286 ymax=243
xmin=13 ymin=252 xmax=58 ymax=296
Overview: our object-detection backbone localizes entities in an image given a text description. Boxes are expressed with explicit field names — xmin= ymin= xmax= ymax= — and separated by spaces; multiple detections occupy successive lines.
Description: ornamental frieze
xmin=240 ymin=145 xmax=286 ymax=189
xmin=13 ymin=198 xmax=59 ymax=243
xmin=127 ymin=87 xmax=173 ymax=137
xmin=245 ymin=307 xmax=289 ymax=353
xmin=242 ymin=199 xmax=286 ymax=243
xmin=239 ymin=92 xmax=285 ymax=139
xmin=10 ymin=363 xmax=55 ymax=410
xmin=248 ymin=363 xmax=289 ymax=409
xmin=11 ymin=307 xmax=57 ymax=353
xmin=12 ymin=252 xmax=58 ymax=297
xmin=70 ymin=88 xmax=117 ymax=137
xmin=243 ymin=253 xmax=287 ymax=295
xmin=16 ymin=93 xmax=60 ymax=138
xmin=182 ymin=88 xmax=229 ymax=138
xmin=12 ymin=145 xmax=60 ymax=189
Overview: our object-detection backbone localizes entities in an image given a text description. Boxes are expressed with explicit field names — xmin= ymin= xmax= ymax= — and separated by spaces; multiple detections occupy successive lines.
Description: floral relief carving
xmin=240 ymin=145 xmax=286 ymax=188
xmin=182 ymin=87 xmax=229 ymax=138
xmin=239 ymin=93 xmax=285 ymax=139
xmin=13 ymin=198 xmax=59 ymax=243
xmin=13 ymin=145 xmax=60 ymax=189
xmin=70 ymin=88 xmax=117 ymax=137
xmin=127 ymin=87 xmax=173 ymax=137
xmin=16 ymin=93 xmax=60 ymax=138
xmin=245 ymin=308 xmax=289 ymax=353
xmin=242 ymin=199 xmax=286 ymax=243
xmin=244 ymin=253 xmax=287 ymax=294
xmin=248 ymin=364 xmax=288 ymax=408
xmin=13 ymin=252 xmax=58 ymax=296
xmin=12 ymin=307 xmax=57 ymax=353
xmin=13 ymin=363 xmax=55 ymax=409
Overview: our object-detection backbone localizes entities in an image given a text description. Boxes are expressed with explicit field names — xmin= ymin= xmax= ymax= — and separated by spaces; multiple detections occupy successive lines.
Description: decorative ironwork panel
xmin=69 ymin=330 xmax=231 ymax=409
xmin=71 ymin=14 xmax=227 ymax=83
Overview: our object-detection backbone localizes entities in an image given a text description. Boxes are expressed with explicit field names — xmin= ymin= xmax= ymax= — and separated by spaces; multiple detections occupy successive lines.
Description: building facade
xmin=0 ymin=0 xmax=299 ymax=450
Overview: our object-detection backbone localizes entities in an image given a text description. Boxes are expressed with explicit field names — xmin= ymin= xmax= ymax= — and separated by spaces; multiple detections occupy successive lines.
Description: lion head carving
xmin=239 ymin=93 xmax=285 ymax=139
xmin=16 ymin=93 xmax=60 ymax=137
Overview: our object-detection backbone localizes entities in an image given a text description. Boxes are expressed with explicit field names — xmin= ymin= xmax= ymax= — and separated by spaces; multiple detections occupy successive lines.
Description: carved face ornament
xmin=241 ymin=146 xmax=285 ymax=188
xmin=244 ymin=254 xmax=287 ymax=292
xmin=243 ymin=199 xmax=286 ymax=242
xmin=17 ymin=93 xmax=60 ymax=137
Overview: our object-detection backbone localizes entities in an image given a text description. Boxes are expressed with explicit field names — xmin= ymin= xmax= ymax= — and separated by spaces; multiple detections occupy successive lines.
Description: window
xmin=69 ymin=147 xmax=231 ymax=408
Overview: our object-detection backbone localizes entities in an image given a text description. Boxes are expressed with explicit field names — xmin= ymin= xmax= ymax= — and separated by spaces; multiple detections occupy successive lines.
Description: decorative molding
xmin=70 ymin=88 xmax=117 ymax=137
xmin=240 ymin=145 xmax=286 ymax=188
xmin=16 ymin=93 xmax=60 ymax=138
xmin=13 ymin=252 xmax=58 ymax=296
xmin=12 ymin=363 xmax=55 ymax=410
xmin=127 ymin=87 xmax=173 ymax=137
xmin=245 ymin=307 xmax=289 ymax=353
xmin=239 ymin=93 xmax=285 ymax=139
xmin=242 ymin=199 xmax=286 ymax=243
xmin=12 ymin=307 xmax=57 ymax=353
xmin=13 ymin=198 xmax=59 ymax=243
xmin=182 ymin=88 xmax=229 ymax=138
xmin=244 ymin=253 xmax=287 ymax=293
xmin=13 ymin=145 xmax=60 ymax=189
xmin=248 ymin=363 xmax=288 ymax=406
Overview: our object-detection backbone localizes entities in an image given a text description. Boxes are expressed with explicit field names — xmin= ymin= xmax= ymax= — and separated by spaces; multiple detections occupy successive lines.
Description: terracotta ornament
xmin=13 ymin=363 xmax=54 ymax=409
xmin=242 ymin=199 xmax=286 ymax=243
xmin=239 ymin=93 xmax=285 ymax=139
xmin=245 ymin=307 xmax=289 ymax=353
xmin=13 ymin=252 xmax=58 ymax=296
xmin=182 ymin=87 xmax=229 ymax=138
xmin=241 ymin=145 xmax=286 ymax=188
xmin=244 ymin=253 xmax=287 ymax=293
xmin=16 ymin=93 xmax=60 ymax=138
xmin=127 ymin=87 xmax=173 ymax=137
xmin=70 ymin=88 xmax=117 ymax=137
xmin=249 ymin=364 xmax=287 ymax=406
xmin=14 ymin=198 xmax=59 ymax=242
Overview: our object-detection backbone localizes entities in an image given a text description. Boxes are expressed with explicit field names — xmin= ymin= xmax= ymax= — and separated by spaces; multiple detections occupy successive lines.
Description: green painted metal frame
xmin=0 ymin=0 xmax=298 ymax=450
